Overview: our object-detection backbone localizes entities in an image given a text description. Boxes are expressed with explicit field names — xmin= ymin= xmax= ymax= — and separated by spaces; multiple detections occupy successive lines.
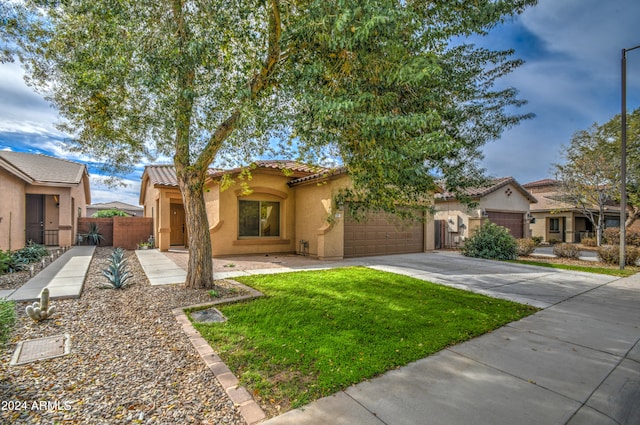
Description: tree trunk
xmin=177 ymin=170 xmax=215 ymax=289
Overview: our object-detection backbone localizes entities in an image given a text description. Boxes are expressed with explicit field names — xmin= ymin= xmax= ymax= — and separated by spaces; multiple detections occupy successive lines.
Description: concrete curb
xmin=172 ymin=280 xmax=268 ymax=425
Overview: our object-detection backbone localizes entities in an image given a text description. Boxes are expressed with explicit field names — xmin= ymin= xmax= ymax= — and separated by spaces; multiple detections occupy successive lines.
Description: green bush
xmin=516 ymin=238 xmax=536 ymax=256
xmin=581 ymin=237 xmax=597 ymax=247
xmin=13 ymin=241 xmax=49 ymax=264
xmin=531 ymin=236 xmax=543 ymax=246
xmin=0 ymin=250 xmax=11 ymax=274
xmin=0 ymin=298 xmax=16 ymax=346
xmin=553 ymin=243 xmax=581 ymax=259
xmin=597 ymin=245 xmax=640 ymax=266
xmin=92 ymin=209 xmax=129 ymax=218
xmin=460 ymin=221 xmax=517 ymax=260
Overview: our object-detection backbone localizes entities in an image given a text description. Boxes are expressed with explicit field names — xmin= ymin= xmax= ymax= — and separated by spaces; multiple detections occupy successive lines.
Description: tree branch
xmin=195 ymin=0 xmax=283 ymax=171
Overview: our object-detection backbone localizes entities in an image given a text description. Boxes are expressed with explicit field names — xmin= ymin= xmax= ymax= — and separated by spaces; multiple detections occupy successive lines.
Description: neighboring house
xmin=434 ymin=177 xmax=537 ymax=248
xmin=140 ymin=161 xmax=435 ymax=259
xmin=86 ymin=201 xmax=143 ymax=217
xmin=524 ymin=179 xmax=621 ymax=243
xmin=0 ymin=151 xmax=91 ymax=250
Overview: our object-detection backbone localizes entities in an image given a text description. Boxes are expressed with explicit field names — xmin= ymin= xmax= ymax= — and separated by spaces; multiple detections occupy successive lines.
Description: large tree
xmin=15 ymin=0 xmax=536 ymax=288
xmin=555 ymin=125 xmax=620 ymax=245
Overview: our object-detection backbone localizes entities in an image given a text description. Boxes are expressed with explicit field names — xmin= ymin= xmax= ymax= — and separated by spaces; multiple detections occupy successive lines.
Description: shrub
xmin=516 ymin=238 xmax=536 ymax=256
xmin=0 ymin=250 xmax=11 ymax=274
xmin=597 ymin=245 xmax=640 ymax=266
xmin=531 ymin=236 xmax=543 ymax=246
xmin=603 ymin=228 xmax=640 ymax=246
xmin=101 ymin=248 xmax=132 ymax=289
xmin=581 ymin=237 xmax=597 ymax=247
xmin=92 ymin=209 xmax=129 ymax=218
xmin=0 ymin=298 xmax=16 ymax=346
xmin=460 ymin=221 xmax=517 ymax=260
xmin=553 ymin=243 xmax=581 ymax=259
xmin=13 ymin=241 xmax=49 ymax=264
xmin=548 ymin=238 xmax=561 ymax=245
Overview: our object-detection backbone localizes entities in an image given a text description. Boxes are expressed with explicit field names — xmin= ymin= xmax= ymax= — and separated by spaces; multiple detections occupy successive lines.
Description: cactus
xmin=25 ymin=288 xmax=57 ymax=321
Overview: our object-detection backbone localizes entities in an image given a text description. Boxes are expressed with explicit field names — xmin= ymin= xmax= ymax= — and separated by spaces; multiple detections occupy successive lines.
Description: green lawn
xmin=511 ymin=259 xmax=638 ymax=277
xmin=190 ymin=267 xmax=538 ymax=411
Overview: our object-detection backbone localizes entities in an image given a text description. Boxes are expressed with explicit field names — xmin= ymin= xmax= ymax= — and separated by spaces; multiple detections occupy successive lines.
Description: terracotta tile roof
xmin=0 ymin=151 xmax=87 ymax=185
xmin=288 ymin=166 xmax=348 ymax=186
xmin=523 ymin=179 xmax=559 ymax=188
xmin=531 ymin=191 xmax=621 ymax=213
xmin=144 ymin=164 xmax=178 ymax=187
xmin=207 ymin=160 xmax=327 ymax=179
xmin=436 ymin=177 xmax=537 ymax=203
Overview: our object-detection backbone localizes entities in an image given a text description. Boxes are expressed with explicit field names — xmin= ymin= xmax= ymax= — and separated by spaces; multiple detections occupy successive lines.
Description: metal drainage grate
xmin=191 ymin=307 xmax=227 ymax=323
xmin=10 ymin=334 xmax=71 ymax=366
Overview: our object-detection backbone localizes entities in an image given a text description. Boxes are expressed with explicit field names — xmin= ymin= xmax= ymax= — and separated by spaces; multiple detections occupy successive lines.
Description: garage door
xmin=487 ymin=211 xmax=524 ymax=238
xmin=344 ymin=206 xmax=424 ymax=258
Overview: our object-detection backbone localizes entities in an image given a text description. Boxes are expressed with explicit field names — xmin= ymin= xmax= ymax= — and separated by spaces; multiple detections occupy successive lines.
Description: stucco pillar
xmin=157 ymin=194 xmax=172 ymax=251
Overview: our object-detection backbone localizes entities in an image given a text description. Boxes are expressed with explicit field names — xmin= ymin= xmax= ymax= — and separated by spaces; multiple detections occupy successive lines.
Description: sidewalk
xmin=4 ymin=246 xmax=95 ymax=302
xmin=262 ymin=274 xmax=640 ymax=425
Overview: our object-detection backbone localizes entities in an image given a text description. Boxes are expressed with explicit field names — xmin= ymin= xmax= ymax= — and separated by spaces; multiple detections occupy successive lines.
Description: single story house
xmin=434 ymin=177 xmax=537 ymax=248
xmin=87 ymin=201 xmax=143 ymax=217
xmin=523 ymin=179 xmax=621 ymax=243
xmin=140 ymin=161 xmax=435 ymax=259
xmin=0 ymin=151 xmax=91 ymax=250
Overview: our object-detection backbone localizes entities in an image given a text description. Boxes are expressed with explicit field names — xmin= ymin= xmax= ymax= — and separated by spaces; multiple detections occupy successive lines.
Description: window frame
xmin=238 ymin=199 xmax=281 ymax=238
xmin=549 ymin=217 xmax=560 ymax=233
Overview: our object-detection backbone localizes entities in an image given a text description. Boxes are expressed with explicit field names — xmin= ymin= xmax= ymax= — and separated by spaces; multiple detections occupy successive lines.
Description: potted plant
xmin=137 ymin=241 xmax=152 ymax=250
xmin=86 ymin=222 xmax=104 ymax=245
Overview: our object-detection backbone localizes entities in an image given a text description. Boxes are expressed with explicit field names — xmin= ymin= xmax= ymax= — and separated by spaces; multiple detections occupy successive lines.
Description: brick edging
xmin=172 ymin=281 xmax=267 ymax=425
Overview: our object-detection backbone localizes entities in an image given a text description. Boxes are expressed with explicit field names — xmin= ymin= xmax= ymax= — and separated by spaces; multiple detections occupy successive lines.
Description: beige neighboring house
xmin=86 ymin=201 xmax=143 ymax=217
xmin=0 ymin=151 xmax=91 ymax=250
xmin=434 ymin=177 xmax=537 ymax=248
xmin=140 ymin=161 xmax=435 ymax=259
xmin=524 ymin=179 xmax=621 ymax=243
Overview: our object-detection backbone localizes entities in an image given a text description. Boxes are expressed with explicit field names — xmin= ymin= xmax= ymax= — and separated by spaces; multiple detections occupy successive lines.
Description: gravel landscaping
xmin=0 ymin=248 xmax=247 ymax=424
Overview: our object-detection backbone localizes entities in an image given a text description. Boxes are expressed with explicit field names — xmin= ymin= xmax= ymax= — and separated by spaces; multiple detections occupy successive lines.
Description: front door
xmin=26 ymin=194 xmax=45 ymax=244
xmin=170 ymin=204 xmax=186 ymax=246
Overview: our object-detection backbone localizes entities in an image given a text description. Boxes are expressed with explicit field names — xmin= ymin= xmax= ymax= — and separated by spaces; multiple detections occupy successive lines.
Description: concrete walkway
xmin=3 ymin=246 xmax=95 ymax=302
xmin=135 ymin=249 xmax=187 ymax=285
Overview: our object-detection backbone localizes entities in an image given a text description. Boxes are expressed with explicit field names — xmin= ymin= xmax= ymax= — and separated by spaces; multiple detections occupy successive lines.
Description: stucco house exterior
xmin=140 ymin=161 xmax=435 ymax=259
xmin=523 ymin=179 xmax=621 ymax=243
xmin=0 ymin=151 xmax=91 ymax=250
xmin=434 ymin=177 xmax=537 ymax=248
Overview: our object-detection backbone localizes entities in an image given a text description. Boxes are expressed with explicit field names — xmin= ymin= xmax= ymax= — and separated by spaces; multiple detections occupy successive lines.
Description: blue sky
xmin=1 ymin=0 xmax=640 ymax=206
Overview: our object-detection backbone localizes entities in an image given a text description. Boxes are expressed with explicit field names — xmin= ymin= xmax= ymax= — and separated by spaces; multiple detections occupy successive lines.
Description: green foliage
xmin=13 ymin=241 xmax=49 ymax=264
xmin=86 ymin=222 xmax=104 ymax=245
xmin=0 ymin=298 xmax=16 ymax=346
xmin=101 ymin=248 xmax=132 ymax=289
xmin=460 ymin=221 xmax=517 ymax=260
xmin=208 ymin=290 xmax=220 ymax=298
xmin=552 ymin=243 xmax=581 ymax=259
xmin=510 ymin=259 xmax=637 ymax=277
xmin=193 ymin=267 xmax=537 ymax=411
xmin=16 ymin=0 xmax=537 ymax=287
xmin=0 ymin=250 xmax=11 ymax=274
xmin=92 ymin=209 xmax=129 ymax=218
xmin=531 ymin=236 xmax=543 ymax=246
xmin=597 ymin=245 xmax=640 ymax=266
xmin=515 ymin=238 xmax=536 ymax=256
xmin=25 ymin=287 xmax=56 ymax=321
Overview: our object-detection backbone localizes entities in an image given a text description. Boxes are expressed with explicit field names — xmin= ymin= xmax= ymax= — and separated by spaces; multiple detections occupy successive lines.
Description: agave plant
xmin=101 ymin=248 xmax=132 ymax=289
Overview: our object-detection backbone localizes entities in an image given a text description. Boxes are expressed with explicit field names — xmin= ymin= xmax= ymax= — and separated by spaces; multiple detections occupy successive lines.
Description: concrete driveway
xmin=348 ymin=251 xmax=618 ymax=308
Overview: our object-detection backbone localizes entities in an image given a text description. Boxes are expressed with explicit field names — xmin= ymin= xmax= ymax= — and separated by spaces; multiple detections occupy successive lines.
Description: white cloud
xmin=89 ymin=176 xmax=141 ymax=206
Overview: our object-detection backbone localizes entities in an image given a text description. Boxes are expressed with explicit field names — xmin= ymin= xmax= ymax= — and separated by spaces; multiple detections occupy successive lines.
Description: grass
xmin=190 ymin=267 xmax=538 ymax=413
xmin=511 ymin=259 xmax=638 ymax=277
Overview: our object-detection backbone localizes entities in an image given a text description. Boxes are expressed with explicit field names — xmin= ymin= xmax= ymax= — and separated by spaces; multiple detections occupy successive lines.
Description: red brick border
xmin=172 ymin=281 xmax=267 ymax=425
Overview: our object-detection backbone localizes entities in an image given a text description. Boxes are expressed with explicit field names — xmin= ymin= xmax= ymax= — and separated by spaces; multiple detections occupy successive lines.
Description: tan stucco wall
xmin=208 ymin=172 xmax=298 ymax=256
xmin=293 ymin=175 xmax=353 ymax=260
xmin=0 ymin=168 xmax=26 ymax=250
